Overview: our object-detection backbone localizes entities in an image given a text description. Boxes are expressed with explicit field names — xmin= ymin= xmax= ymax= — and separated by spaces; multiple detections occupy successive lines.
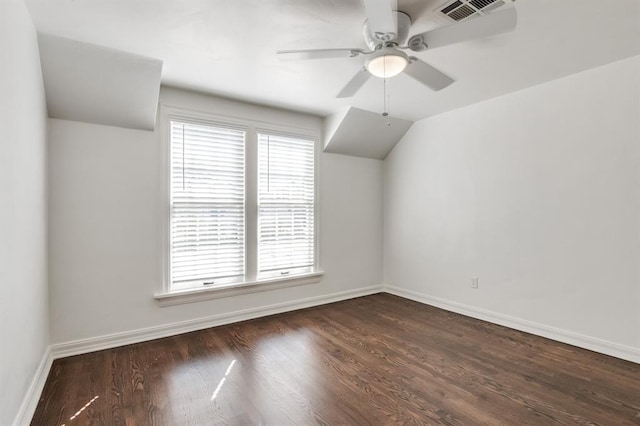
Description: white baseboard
xmin=12 ymin=347 xmax=53 ymax=426
xmin=50 ymin=284 xmax=384 ymax=359
xmin=385 ymin=285 xmax=640 ymax=364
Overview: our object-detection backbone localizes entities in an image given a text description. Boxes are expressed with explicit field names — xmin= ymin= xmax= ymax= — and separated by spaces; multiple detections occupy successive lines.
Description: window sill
xmin=154 ymin=271 xmax=324 ymax=307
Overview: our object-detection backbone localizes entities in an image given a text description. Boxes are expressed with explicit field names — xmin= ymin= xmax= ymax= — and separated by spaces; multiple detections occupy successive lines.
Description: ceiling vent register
xmin=440 ymin=0 xmax=506 ymax=21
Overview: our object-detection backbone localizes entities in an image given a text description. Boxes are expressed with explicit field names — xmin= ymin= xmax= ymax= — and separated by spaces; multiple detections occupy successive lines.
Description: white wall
xmin=48 ymin=87 xmax=383 ymax=345
xmin=0 ymin=0 xmax=50 ymax=423
xmin=384 ymin=55 xmax=640 ymax=359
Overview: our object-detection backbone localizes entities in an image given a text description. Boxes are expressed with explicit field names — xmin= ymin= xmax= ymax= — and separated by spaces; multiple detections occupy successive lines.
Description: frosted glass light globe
xmin=366 ymin=48 xmax=409 ymax=78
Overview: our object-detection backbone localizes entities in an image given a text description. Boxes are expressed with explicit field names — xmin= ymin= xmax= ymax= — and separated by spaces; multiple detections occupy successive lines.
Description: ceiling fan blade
xmin=277 ymin=48 xmax=365 ymax=60
xmin=362 ymin=0 xmax=398 ymax=41
xmin=337 ymin=67 xmax=371 ymax=98
xmin=408 ymin=7 xmax=517 ymax=51
xmin=404 ymin=58 xmax=454 ymax=91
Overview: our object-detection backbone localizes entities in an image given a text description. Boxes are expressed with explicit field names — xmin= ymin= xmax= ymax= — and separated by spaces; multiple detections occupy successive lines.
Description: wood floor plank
xmin=31 ymin=294 xmax=640 ymax=425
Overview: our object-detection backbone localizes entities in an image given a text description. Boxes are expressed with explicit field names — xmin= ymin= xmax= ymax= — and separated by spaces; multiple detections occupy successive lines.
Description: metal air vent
xmin=439 ymin=0 xmax=506 ymax=21
xmin=470 ymin=0 xmax=498 ymax=9
xmin=449 ymin=4 xmax=475 ymax=20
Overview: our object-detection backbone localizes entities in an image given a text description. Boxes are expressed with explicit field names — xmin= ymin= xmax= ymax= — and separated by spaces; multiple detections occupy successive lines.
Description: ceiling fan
xmin=277 ymin=0 xmax=517 ymax=98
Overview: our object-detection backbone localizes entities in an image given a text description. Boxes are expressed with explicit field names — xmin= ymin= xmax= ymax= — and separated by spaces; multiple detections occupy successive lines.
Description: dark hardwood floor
xmin=32 ymin=294 xmax=640 ymax=425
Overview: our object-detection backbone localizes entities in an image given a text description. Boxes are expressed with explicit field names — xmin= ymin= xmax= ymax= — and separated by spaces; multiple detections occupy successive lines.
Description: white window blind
xmin=170 ymin=120 xmax=245 ymax=290
xmin=258 ymin=133 xmax=315 ymax=277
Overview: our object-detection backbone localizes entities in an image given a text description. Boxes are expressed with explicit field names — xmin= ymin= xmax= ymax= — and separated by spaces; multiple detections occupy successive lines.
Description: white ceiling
xmin=26 ymin=0 xmax=640 ymax=122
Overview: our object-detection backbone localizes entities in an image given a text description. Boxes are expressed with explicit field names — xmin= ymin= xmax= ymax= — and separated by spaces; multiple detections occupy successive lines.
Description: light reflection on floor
xmin=60 ymin=395 xmax=99 ymax=425
xmin=252 ymin=328 xmax=321 ymax=421
xmin=165 ymin=327 xmax=321 ymax=423
xmin=211 ymin=359 xmax=236 ymax=400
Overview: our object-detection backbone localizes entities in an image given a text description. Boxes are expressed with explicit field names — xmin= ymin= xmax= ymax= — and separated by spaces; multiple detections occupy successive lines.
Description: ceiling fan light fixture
xmin=366 ymin=48 xmax=409 ymax=78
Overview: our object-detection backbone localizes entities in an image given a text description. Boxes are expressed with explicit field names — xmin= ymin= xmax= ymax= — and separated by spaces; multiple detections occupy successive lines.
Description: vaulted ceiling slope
xmin=26 ymin=0 xmax=640 ymax=123
xmin=324 ymin=107 xmax=413 ymax=160
xmin=38 ymin=34 xmax=162 ymax=130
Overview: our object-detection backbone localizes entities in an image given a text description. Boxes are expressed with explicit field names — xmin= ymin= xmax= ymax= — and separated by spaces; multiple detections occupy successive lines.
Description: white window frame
xmin=156 ymin=105 xmax=322 ymax=306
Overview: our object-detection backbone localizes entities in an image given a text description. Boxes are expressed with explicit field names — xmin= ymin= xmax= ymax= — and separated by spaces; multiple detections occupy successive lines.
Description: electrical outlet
xmin=471 ymin=277 xmax=479 ymax=289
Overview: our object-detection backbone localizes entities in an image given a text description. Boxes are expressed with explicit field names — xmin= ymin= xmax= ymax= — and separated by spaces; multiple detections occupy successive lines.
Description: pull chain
xmin=383 ymin=79 xmax=388 ymax=117
xmin=382 ymin=59 xmax=391 ymax=126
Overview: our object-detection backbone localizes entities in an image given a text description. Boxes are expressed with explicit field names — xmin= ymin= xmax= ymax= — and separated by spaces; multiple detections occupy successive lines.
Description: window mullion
xmin=245 ymin=126 xmax=258 ymax=282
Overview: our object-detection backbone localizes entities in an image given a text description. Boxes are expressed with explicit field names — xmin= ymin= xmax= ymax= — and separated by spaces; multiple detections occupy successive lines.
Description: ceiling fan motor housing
xmin=362 ymin=11 xmax=412 ymax=49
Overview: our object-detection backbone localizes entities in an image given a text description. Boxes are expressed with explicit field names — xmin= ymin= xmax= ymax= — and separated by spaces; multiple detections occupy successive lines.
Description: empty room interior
xmin=2 ymin=0 xmax=640 ymax=424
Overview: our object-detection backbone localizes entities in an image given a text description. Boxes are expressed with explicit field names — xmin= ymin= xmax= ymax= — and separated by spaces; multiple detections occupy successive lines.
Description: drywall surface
xmin=323 ymin=107 xmax=413 ymax=160
xmin=48 ymin=88 xmax=383 ymax=344
xmin=38 ymin=33 xmax=163 ymax=130
xmin=0 ymin=0 xmax=49 ymax=423
xmin=384 ymin=55 xmax=640 ymax=354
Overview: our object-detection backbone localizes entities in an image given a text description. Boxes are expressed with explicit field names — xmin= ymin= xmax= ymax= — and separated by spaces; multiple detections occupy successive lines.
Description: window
xmin=161 ymin=108 xmax=320 ymax=301
xmin=170 ymin=121 xmax=246 ymax=291
xmin=258 ymin=133 xmax=315 ymax=278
